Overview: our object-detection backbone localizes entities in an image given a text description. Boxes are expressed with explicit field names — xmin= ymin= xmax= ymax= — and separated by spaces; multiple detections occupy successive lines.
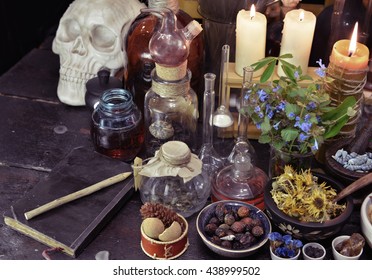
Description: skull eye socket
xmin=58 ymin=19 xmax=81 ymax=42
xmin=90 ymin=25 xmax=117 ymax=52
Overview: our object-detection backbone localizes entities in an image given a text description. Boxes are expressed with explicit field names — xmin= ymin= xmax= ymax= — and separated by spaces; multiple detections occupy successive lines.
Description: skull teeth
xmin=59 ymin=66 xmax=95 ymax=84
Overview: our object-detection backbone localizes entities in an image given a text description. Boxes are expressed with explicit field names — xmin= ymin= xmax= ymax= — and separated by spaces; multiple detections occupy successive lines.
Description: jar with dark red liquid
xmin=91 ymin=88 xmax=144 ymax=162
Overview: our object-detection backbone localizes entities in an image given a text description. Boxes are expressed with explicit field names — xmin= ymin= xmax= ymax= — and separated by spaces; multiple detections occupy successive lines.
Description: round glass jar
xmin=138 ymin=141 xmax=210 ymax=217
xmin=91 ymin=88 xmax=144 ymax=162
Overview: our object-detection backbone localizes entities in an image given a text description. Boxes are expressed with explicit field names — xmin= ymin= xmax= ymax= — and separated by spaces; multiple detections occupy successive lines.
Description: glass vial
xmin=198 ymin=73 xmax=224 ymax=177
xmin=91 ymin=88 xmax=144 ymax=162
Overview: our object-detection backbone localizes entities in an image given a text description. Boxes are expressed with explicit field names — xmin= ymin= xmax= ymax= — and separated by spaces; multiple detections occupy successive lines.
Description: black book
xmin=3 ymin=146 xmax=134 ymax=258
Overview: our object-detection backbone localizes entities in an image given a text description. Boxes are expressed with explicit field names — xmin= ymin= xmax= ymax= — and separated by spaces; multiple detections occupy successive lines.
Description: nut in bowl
xmin=140 ymin=202 xmax=189 ymax=260
xmin=196 ymin=200 xmax=271 ymax=258
xmin=264 ymin=166 xmax=354 ymax=240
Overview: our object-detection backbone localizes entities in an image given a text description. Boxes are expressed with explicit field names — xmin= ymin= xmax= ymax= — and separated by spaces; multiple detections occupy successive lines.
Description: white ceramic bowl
xmin=331 ymin=235 xmax=363 ymax=260
xmin=302 ymin=242 xmax=326 ymax=260
xmin=360 ymin=193 xmax=372 ymax=249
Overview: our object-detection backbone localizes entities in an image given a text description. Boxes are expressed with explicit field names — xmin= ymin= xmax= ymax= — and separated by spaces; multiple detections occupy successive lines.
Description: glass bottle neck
xmin=202 ymin=73 xmax=216 ymax=145
xmin=98 ymin=89 xmax=134 ymax=114
xmin=237 ymin=66 xmax=254 ymax=142
xmin=150 ymin=69 xmax=191 ymax=97
xmin=148 ymin=0 xmax=179 ymax=14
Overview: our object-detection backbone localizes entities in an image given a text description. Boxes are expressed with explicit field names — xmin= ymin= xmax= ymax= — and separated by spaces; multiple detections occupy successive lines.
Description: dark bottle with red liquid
xmin=91 ymin=88 xmax=144 ymax=162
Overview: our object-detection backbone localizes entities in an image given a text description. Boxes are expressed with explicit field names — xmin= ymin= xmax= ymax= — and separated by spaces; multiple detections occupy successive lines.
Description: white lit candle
xmin=277 ymin=9 xmax=316 ymax=76
xmin=235 ymin=5 xmax=267 ymax=77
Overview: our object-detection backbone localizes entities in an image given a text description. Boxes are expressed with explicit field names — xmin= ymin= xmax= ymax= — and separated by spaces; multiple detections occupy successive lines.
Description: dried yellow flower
xmin=270 ymin=166 xmax=346 ymax=222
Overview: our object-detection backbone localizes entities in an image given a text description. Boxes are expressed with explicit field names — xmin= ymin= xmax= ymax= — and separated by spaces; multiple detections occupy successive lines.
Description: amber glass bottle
xmin=124 ymin=0 xmax=204 ymax=115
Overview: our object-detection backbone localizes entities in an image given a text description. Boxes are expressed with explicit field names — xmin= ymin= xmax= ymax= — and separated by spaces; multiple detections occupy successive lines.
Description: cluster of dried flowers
xmin=270 ymin=165 xmax=346 ymax=222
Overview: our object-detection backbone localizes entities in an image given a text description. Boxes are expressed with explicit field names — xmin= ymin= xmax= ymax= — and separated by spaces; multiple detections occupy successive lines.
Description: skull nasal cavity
xmin=71 ymin=37 xmax=87 ymax=56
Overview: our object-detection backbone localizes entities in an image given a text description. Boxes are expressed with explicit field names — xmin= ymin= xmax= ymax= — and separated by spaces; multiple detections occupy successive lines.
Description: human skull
xmin=52 ymin=0 xmax=146 ymax=106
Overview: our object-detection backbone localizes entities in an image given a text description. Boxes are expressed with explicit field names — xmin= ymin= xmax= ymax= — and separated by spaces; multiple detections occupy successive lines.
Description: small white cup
xmin=332 ymin=235 xmax=363 ymax=260
xmin=302 ymin=242 xmax=326 ymax=260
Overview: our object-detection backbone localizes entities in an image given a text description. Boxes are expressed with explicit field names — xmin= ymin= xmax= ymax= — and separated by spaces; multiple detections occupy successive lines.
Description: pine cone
xmin=140 ymin=202 xmax=183 ymax=229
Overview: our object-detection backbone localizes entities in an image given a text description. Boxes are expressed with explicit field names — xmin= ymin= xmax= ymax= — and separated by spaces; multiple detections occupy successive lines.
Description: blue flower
xmin=294 ymin=71 xmax=300 ymax=79
xmin=276 ymin=101 xmax=286 ymax=112
xmin=306 ymin=102 xmax=316 ymax=110
xmin=292 ymin=239 xmax=303 ymax=249
xmin=258 ymin=89 xmax=268 ymax=102
xmin=266 ymin=104 xmax=274 ymax=119
xmin=272 ymin=85 xmax=281 ymax=92
xmin=268 ymin=232 xmax=283 ymax=241
xmin=269 ymin=232 xmax=303 ymax=258
xmin=299 ymin=133 xmax=309 ymax=142
xmin=315 ymin=59 xmax=326 ymax=78
xmin=311 ymin=139 xmax=319 ymax=152
xmin=300 ymin=122 xmax=312 ymax=133
xmin=288 ymin=112 xmax=296 ymax=119
xmin=282 ymin=235 xmax=292 ymax=244
xmin=254 ymin=106 xmax=261 ymax=114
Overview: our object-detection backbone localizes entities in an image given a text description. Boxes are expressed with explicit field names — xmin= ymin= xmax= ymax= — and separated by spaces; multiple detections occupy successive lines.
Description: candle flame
xmin=299 ymin=10 xmax=304 ymax=21
xmin=348 ymin=22 xmax=358 ymax=57
xmin=250 ymin=4 xmax=256 ymax=19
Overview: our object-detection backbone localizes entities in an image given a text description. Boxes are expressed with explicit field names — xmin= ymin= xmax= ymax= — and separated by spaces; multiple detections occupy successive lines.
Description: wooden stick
xmin=333 ymin=172 xmax=372 ymax=203
xmin=24 ymin=172 xmax=132 ymax=220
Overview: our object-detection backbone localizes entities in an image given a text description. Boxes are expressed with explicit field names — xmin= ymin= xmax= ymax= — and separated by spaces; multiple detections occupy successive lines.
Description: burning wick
xmin=348 ymin=22 xmax=358 ymax=57
xmin=250 ymin=4 xmax=255 ymax=20
xmin=299 ymin=10 xmax=304 ymax=22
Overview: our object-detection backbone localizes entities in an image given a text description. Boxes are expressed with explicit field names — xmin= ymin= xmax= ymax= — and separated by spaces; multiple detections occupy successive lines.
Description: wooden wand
xmin=24 ymin=171 xmax=132 ymax=220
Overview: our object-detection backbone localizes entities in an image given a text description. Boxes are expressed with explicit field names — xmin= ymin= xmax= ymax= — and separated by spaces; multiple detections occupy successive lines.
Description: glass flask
xmin=198 ymin=73 xmax=224 ymax=177
xmin=125 ymin=0 xmax=204 ymax=114
xmin=212 ymin=67 xmax=268 ymax=210
xmin=138 ymin=141 xmax=211 ymax=217
xmin=91 ymin=88 xmax=144 ymax=162
xmin=212 ymin=149 xmax=269 ymax=210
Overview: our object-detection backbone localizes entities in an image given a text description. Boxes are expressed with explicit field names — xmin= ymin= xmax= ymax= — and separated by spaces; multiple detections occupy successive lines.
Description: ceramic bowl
xmin=264 ymin=172 xmax=354 ymax=241
xmin=332 ymin=235 xmax=363 ymax=260
xmin=360 ymin=193 xmax=372 ymax=248
xmin=302 ymin=242 xmax=326 ymax=260
xmin=196 ymin=200 xmax=271 ymax=258
xmin=140 ymin=214 xmax=189 ymax=260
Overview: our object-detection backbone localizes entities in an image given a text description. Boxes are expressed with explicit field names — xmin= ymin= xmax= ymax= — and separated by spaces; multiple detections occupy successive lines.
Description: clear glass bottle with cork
xmin=143 ymin=7 xmax=202 ymax=156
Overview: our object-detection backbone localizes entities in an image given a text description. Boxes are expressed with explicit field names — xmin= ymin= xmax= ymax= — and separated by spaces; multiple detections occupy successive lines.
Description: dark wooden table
xmin=0 ymin=44 xmax=371 ymax=260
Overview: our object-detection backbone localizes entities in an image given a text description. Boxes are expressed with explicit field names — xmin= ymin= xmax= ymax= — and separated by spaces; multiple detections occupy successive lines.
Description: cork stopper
xmin=138 ymin=141 xmax=202 ymax=182
xmin=161 ymin=141 xmax=191 ymax=165
xmin=155 ymin=61 xmax=188 ymax=81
